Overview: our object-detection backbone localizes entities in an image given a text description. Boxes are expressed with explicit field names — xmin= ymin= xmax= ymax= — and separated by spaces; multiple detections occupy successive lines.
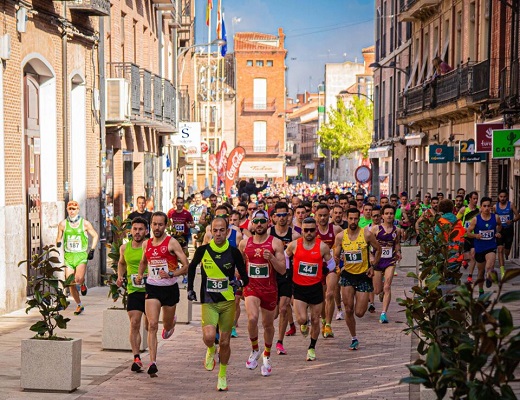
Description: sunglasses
xmin=215 ymin=214 xmax=229 ymax=218
xmin=356 ymin=199 xmax=364 ymax=201
xmin=372 ymin=214 xmax=381 ymax=217
xmin=425 ymin=195 xmax=431 ymax=198
xmin=303 ymin=228 xmax=316 ymax=233
xmin=68 ymin=207 xmax=78 ymax=211
xmin=252 ymin=218 xmax=268 ymax=224
xmin=275 ymin=212 xmax=288 ymax=217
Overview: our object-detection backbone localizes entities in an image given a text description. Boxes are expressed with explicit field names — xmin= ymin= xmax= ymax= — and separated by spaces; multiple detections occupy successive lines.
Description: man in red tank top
xmin=136 ymin=212 xmax=189 ymax=377
xmin=238 ymin=210 xmax=286 ymax=377
xmin=285 ymin=217 xmax=336 ymax=362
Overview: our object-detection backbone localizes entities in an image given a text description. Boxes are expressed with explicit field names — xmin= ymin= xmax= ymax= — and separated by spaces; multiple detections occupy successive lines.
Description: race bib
xmin=499 ymin=215 xmax=509 ymax=224
xmin=298 ymin=262 xmax=318 ymax=277
xmin=381 ymin=247 xmax=393 ymax=259
xmin=130 ymin=274 xmax=145 ymax=288
xmin=480 ymin=230 xmax=494 ymax=240
xmin=249 ymin=263 xmax=269 ymax=278
xmin=344 ymin=250 xmax=362 ymax=263
xmin=66 ymin=236 xmax=82 ymax=252
xmin=148 ymin=263 xmax=168 ymax=279
xmin=174 ymin=224 xmax=185 ymax=232
xmin=206 ymin=277 xmax=229 ymax=293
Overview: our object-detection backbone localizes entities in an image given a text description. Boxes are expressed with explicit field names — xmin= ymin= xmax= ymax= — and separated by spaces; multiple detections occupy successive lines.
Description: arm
xmin=116 ymin=243 xmax=127 ymax=287
xmin=395 ymin=228 xmax=402 ymax=260
xmin=232 ymin=247 xmax=249 ymax=287
xmin=511 ymin=204 xmax=520 ymax=224
xmin=234 ymin=227 xmax=243 ymax=243
xmin=333 ymin=225 xmax=343 ymax=237
xmin=187 ymin=246 xmax=205 ymax=292
xmin=365 ymin=229 xmax=381 ymax=274
xmin=465 ymin=218 xmax=479 ymax=239
xmin=321 ymin=242 xmax=335 ymax=271
xmin=202 ymin=229 xmax=212 ymax=245
xmin=56 ymin=220 xmax=65 ymax=247
xmin=170 ymin=238 xmax=189 ymax=276
xmin=333 ymin=232 xmax=344 ymax=261
xmin=84 ymin=220 xmax=99 ymax=249
xmin=292 ymin=230 xmax=301 ymax=241
xmin=265 ymin=238 xmax=286 ymax=275
xmin=285 ymin=240 xmax=296 ymax=258
xmin=456 ymin=207 xmax=465 ymax=220
xmin=136 ymin=239 xmax=149 ymax=283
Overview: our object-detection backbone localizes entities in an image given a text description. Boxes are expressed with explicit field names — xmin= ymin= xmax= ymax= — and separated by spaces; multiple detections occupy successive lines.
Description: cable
xmin=286 ymin=19 xmax=373 ymax=39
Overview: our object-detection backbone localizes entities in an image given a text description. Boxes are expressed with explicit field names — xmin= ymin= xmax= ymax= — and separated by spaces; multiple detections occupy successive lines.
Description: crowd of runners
xmin=57 ymin=180 xmax=519 ymax=392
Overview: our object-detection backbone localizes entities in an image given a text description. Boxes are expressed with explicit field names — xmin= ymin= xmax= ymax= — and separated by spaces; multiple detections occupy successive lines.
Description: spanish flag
xmin=206 ymin=0 xmax=213 ymax=26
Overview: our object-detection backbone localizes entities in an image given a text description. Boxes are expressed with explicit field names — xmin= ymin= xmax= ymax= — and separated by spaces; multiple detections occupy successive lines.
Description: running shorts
xmin=475 ymin=248 xmax=497 ymax=263
xmin=293 ymin=282 xmax=324 ymax=305
xmin=145 ymin=283 xmax=180 ymax=307
xmin=496 ymin=229 xmax=514 ymax=250
xmin=201 ymin=300 xmax=235 ymax=332
xmin=64 ymin=251 xmax=88 ymax=269
xmin=339 ymin=270 xmax=374 ymax=292
xmin=127 ymin=291 xmax=146 ymax=313
xmin=243 ymin=286 xmax=278 ymax=311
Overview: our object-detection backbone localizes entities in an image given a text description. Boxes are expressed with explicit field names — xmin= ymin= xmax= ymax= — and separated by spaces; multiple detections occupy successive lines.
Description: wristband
xmin=326 ymin=257 xmax=336 ymax=272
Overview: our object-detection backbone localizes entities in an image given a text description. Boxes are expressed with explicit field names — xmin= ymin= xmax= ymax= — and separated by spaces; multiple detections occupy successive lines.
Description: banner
xmin=225 ymin=147 xmax=246 ymax=196
xmin=171 ymin=122 xmax=201 ymax=158
xmin=492 ymin=129 xmax=520 ymax=159
xmin=209 ymin=154 xmax=218 ymax=173
xmin=459 ymin=139 xmax=486 ymax=162
xmin=428 ymin=145 xmax=454 ymax=163
xmin=475 ymin=123 xmax=503 ymax=153
xmin=217 ymin=141 xmax=227 ymax=188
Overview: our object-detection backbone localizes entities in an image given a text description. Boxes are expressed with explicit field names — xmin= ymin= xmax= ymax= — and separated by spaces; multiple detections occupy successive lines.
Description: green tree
xmin=317 ymin=96 xmax=373 ymax=159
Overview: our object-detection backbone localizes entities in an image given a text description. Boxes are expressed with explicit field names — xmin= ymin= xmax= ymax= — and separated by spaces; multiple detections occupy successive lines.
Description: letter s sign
xmin=181 ymin=126 xmax=190 ymax=139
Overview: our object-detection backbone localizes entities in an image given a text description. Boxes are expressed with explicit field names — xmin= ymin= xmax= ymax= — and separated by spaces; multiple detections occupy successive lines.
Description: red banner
xmin=225 ymin=147 xmax=246 ymax=196
xmin=475 ymin=123 xmax=503 ymax=153
xmin=217 ymin=141 xmax=227 ymax=189
xmin=209 ymin=154 xmax=218 ymax=173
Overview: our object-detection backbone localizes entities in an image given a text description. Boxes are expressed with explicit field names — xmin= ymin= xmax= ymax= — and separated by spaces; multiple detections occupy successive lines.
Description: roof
xmin=234 ymin=31 xmax=285 ymax=52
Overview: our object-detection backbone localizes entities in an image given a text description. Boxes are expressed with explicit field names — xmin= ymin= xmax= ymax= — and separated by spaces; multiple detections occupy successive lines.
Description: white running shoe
xmin=335 ymin=310 xmax=345 ymax=320
xmin=260 ymin=356 xmax=272 ymax=376
xmin=246 ymin=350 xmax=260 ymax=369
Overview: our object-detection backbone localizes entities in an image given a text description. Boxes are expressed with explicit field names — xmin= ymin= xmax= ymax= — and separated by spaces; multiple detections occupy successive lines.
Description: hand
xmin=230 ymin=279 xmax=243 ymax=289
xmin=263 ymin=250 xmax=273 ymax=261
xmin=187 ymin=290 xmax=197 ymax=302
xmin=366 ymin=267 xmax=374 ymax=278
xmin=56 ymin=242 xmax=62 ymax=248
xmin=135 ymin=275 xmax=143 ymax=285
xmin=88 ymin=249 xmax=95 ymax=260
xmin=159 ymin=269 xmax=170 ymax=279
xmin=116 ymin=276 xmax=124 ymax=287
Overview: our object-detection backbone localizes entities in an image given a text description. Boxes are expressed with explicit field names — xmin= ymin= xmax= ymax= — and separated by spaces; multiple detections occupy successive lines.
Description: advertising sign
xmin=428 ymin=145 xmax=454 ymax=163
xmin=492 ymin=129 xmax=520 ymax=159
xmin=459 ymin=139 xmax=486 ymax=162
xmin=224 ymin=147 xmax=246 ymax=196
xmin=171 ymin=122 xmax=201 ymax=158
xmin=475 ymin=123 xmax=503 ymax=153
xmin=239 ymin=161 xmax=284 ymax=178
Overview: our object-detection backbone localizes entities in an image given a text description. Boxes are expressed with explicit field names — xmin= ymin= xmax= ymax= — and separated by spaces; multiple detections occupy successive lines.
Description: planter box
xmin=102 ymin=308 xmax=148 ymax=351
xmin=176 ymin=285 xmax=192 ymax=324
xmin=401 ymin=245 xmax=419 ymax=268
xmin=21 ymin=337 xmax=81 ymax=392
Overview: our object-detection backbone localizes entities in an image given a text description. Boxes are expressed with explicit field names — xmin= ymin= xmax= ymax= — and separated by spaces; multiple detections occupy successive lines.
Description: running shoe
xmin=349 ymin=338 xmax=359 ymax=350
xmin=466 ymin=275 xmax=473 ymax=284
xmin=300 ymin=324 xmax=309 ymax=338
xmin=131 ymin=357 xmax=143 ymax=372
xmin=323 ymin=324 xmax=334 ymax=338
xmin=217 ymin=375 xmax=228 ymax=391
xmin=462 ymin=260 xmax=469 ymax=269
xmin=335 ymin=310 xmax=345 ymax=320
xmin=379 ymin=313 xmax=389 ymax=324
xmin=74 ymin=305 xmax=84 ymax=315
xmin=486 ymin=270 xmax=498 ymax=288
xmin=162 ymin=326 xmax=175 ymax=339
xmin=379 ymin=292 xmax=384 ymax=302
xmin=205 ymin=348 xmax=216 ymax=371
xmin=147 ymin=363 xmax=158 ymax=377
xmin=231 ymin=326 xmax=238 ymax=338
xmin=306 ymin=348 xmax=316 ymax=361
xmin=368 ymin=303 xmax=376 ymax=313
xmin=182 ymin=276 xmax=188 ymax=285
xmin=80 ymin=284 xmax=88 ymax=296
xmin=246 ymin=350 xmax=260 ymax=369
xmin=276 ymin=342 xmax=287 ymax=355
xmin=285 ymin=325 xmax=296 ymax=336
xmin=260 ymin=356 xmax=272 ymax=376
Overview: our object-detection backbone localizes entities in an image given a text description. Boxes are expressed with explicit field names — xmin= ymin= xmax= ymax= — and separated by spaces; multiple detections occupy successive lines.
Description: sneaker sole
xmin=261 ymin=368 xmax=272 ymax=377
xmin=277 ymin=350 xmax=287 ymax=355
xmin=205 ymin=358 xmax=216 ymax=371
xmin=246 ymin=363 xmax=258 ymax=370
xmin=131 ymin=363 xmax=143 ymax=372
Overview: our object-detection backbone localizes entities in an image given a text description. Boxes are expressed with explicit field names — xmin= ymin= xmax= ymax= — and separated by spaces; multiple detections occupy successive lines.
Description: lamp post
xmin=175 ymin=39 xmax=226 ymax=196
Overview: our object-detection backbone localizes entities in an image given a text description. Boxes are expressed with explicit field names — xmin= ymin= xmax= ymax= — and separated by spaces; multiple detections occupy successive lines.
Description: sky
xmin=195 ymin=0 xmax=375 ymax=98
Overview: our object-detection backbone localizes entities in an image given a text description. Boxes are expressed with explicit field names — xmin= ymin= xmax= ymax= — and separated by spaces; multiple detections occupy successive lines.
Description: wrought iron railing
xmin=107 ymin=62 xmax=140 ymax=116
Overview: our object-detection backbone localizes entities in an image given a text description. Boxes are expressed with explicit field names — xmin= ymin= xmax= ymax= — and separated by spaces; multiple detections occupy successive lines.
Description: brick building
xmin=234 ymin=29 xmax=287 ymax=181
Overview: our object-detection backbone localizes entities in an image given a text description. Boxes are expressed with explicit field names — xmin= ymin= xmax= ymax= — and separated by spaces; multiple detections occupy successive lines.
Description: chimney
xmin=278 ymin=27 xmax=285 ymax=48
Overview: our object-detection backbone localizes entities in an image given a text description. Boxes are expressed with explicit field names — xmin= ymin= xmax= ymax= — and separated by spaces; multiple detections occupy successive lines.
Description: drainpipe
xmin=98 ymin=16 xmax=107 ymax=283
xmin=62 ymin=2 xmax=69 ymax=204
xmin=156 ymin=7 xmax=163 ymax=208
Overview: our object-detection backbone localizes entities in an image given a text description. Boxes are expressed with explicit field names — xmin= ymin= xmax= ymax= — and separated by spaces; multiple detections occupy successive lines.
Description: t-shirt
xmin=167 ymin=208 xmax=193 ymax=237
xmin=128 ymin=210 xmax=152 ymax=229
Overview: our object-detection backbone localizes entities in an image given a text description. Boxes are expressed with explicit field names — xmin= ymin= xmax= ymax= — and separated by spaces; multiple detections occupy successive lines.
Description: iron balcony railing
xmin=108 ymin=62 xmax=141 ymax=116
xmin=68 ymin=0 xmax=110 ymax=16
xmin=142 ymin=69 xmax=152 ymax=118
xmin=152 ymin=74 xmax=163 ymax=120
xmin=500 ymin=59 xmax=519 ymax=107
xmin=237 ymin=140 xmax=280 ymax=155
xmin=242 ymin=98 xmax=276 ymax=113
xmin=163 ymin=79 xmax=175 ymax=123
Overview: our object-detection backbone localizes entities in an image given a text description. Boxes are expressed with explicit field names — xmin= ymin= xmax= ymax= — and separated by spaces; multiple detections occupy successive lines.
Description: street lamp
xmin=338 ymin=90 xmax=374 ymax=103
xmin=369 ymin=61 xmax=409 ymax=76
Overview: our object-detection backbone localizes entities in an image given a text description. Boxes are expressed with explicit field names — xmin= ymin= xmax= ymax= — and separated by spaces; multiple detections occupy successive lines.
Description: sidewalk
xmin=1 ymin=258 xmax=519 ymax=400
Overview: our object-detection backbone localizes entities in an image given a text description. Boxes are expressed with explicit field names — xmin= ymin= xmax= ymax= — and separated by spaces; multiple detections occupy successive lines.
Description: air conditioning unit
xmin=106 ymin=78 xmax=130 ymax=122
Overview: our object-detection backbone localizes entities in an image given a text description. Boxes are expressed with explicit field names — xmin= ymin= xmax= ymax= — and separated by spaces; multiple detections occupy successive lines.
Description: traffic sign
xmin=355 ymin=165 xmax=371 ymax=184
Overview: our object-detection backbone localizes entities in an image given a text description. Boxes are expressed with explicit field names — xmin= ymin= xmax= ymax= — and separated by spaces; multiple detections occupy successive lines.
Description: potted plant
xmin=102 ymin=216 xmax=147 ymax=351
xmin=20 ymin=245 xmax=81 ymax=392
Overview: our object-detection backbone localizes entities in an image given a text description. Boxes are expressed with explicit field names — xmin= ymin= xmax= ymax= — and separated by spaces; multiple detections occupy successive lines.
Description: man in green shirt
xmin=117 ymin=217 xmax=149 ymax=373
xmin=358 ymin=203 xmax=373 ymax=228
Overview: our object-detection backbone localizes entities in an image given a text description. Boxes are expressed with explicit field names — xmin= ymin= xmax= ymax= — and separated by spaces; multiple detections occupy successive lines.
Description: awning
xmin=305 ymin=162 xmax=316 ymax=169
xmin=405 ymin=133 xmax=425 ymax=147
xmin=368 ymin=146 xmax=391 ymax=159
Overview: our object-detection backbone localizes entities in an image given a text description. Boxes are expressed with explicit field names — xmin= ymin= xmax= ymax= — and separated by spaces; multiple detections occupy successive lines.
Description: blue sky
xmin=195 ymin=0 xmax=375 ymax=98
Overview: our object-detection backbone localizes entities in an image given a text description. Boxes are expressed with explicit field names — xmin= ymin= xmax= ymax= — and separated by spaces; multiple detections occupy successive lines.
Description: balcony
xmin=178 ymin=86 xmax=190 ymax=121
xmin=108 ymin=62 xmax=140 ymax=116
xmin=242 ymin=98 xmax=276 ymax=114
xmin=68 ymin=0 xmax=110 ymax=16
xmin=500 ymin=59 xmax=520 ymax=109
xmin=237 ymin=140 xmax=280 ymax=156
xmin=399 ymin=0 xmax=440 ymax=22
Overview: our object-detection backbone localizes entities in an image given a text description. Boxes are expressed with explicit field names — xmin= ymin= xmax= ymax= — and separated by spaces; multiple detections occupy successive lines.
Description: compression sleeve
xmin=187 ymin=246 xmax=205 ymax=292
xmin=326 ymin=257 xmax=336 ymax=272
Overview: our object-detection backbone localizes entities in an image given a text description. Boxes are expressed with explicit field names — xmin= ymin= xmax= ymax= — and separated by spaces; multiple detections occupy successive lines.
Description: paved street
xmin=1 ymin=256 xmax=519 ymax=400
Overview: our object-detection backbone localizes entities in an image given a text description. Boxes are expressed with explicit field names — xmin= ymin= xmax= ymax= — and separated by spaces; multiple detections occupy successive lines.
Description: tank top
xmin=124 ymin=242 xmax=145 ymax=294
xmin=375 ymin=225 xmax=398 ymax=269
xmin=317 ymin=223 xmax=335 ymax=249
xmin=473 ymin=213 xmax=498 ymax=253
xmin=341 ymin=229 xmax=370 ymax=274
xmin=228 ymin=229 xmax=238 ymax=248
xmin=145 ymin=236 xmax=178 ymax=286
xmin=496 ymin=201 xmax=513 ymax=229
xmin=244 ymin=235 xmax=277 ymax=292
xmin=292 ymin=238 xmax=323 ymax=286
xmin=293 ymin=225 xmax=302 ymax=234
xmin=462 ymin=206 xmax=479 ymax=229
xmin=269 ymin=226 xmax=293 ymax=249
xmin=63 ymin=218 xmax=89 ymax=253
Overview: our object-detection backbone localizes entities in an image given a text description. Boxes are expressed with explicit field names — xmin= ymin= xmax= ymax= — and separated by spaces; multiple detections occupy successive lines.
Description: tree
xmin=317 ymin=96 xmax=373 ymax=159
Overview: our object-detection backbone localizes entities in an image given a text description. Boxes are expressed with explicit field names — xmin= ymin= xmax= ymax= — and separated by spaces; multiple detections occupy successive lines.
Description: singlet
xmin=374 ymin=225 xmax=398 ymax=269
xmin=239 ymin=218 xmax=250 ymax=232
xmin=293 ymin=225 xmax=302 ymax=234
xmin=189 ymin=204 xmax=206 ymax=224
xmin=341 ymin=229 xmax=370 ymax=275
xmin=292 ymin=238 xmax=323 ymax=286
xmin=145 ymin=236 xmax=178 ymax=286
xmin=63 ymin=218 xmax=89 ymax=253
xmin=228 ymin=229 xmax=238 ymax=248
xmin=269 ymin=226 xmax=293 ymax=249
xmin=358 ymin=216 xmax=372 ymax=228
xmin=496 ymin=201 xmax=514 ymax=229
xmin=124 ymin=243 xmax=145 ymax=294
xmin=317 ymin=223 xmax=335 ymax=249
xmin=244 ymin=236 xmax=278 ymax=292
xmin=461 ymin=206 xmax=479 ymax=230
xmin=168 ymin=209 xmax=193 ymax=237
xmin=473 ymin=213 xmax=498 ymax=254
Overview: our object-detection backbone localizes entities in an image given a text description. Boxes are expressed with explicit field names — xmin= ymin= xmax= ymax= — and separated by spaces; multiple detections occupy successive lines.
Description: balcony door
xmin=253 ymin=78 xmax=267 ymax=110
xmin=253 ymin=121 xmax=267 ymax=152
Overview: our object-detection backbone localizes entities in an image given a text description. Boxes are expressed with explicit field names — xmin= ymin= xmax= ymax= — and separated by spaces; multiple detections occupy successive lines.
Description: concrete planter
xmin=401 ymin=245 xmax=419 ymax=268
xmin=102 ymin=308 xmax=148 ymax=351
xmin=21 ymin=337 xmax=81 ymax=392
xmin=176 ymin=285 xmax=192 ymax=324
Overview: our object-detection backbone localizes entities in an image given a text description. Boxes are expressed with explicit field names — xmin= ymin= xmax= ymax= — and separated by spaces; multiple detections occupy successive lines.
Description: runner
xmin=293 ymin=204 xmax=307 ymax=234
xmin=189 ymin=193 xmax=208 ymax=249
xmin=333 ymin=207 xmax=381 ymax=350
xmin=457 ymin=191 xmax=480 ymax=283
xmin=56 ymin=200 xmax=99 ymax=315
xmin=187 ymin=217 xmax=249 ymax=391
xmin=494 ymin=190 xmax=519 ymax=277
xmin=128 ymin=195 xmax=153 ymax=229
xmin=358 ymin=202 xmax=373 ymax=228
xmin=135 ymin=211 xmax=190 ymax=377
xmin=116 ymin=217 xmax=149 ymax=372
xmin=167 ymin=196 xmax=194 ymax=254
xmin=238 ymin=210 xmax=286 ymax=376
xmin=285 ymin=217 xmax=336 ymax=361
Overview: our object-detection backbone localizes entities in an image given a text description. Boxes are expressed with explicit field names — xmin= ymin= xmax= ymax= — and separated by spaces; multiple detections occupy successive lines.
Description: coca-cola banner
xmin=217 ymin=141 xmax=228 ymax=187
xmin=209 ymin=154 xmax=218 ymax=173
xmin=225 ymin=146 xmax=246 ymax=196
xmin=475 ymin=123 xmax=504 ymax=153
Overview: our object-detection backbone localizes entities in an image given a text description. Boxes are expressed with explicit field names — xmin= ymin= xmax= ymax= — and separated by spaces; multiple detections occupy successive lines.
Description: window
xmin=253 ymin=78 xmax=267 ymax=109
xmin=256 ymin=60 xmax=264 ymax=67
xmin=266 ymin=60 xmax=273 ymax=67
xmin=246 ymin=60 xmax=253 ymax=66
xmin=253 ymin=121 xmax=267 ymax=152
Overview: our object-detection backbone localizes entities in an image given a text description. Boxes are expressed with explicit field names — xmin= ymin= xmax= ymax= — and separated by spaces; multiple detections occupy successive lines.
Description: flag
xmin=224 ymin=147 xmax=246 ymax=196
xmin=216 ymin=0 xmax=222 ymax=39
xmin=220 ymin=15 xmax=227 ymax=57
xmin=206 ymin=0 xmax=213 ymax=26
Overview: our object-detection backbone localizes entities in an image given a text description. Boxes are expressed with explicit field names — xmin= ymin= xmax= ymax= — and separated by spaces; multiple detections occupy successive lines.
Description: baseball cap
xmin=252 ymin=209 xmax=269 ymax=219
xmin=67 ymin=201 xmax=79 ymax=209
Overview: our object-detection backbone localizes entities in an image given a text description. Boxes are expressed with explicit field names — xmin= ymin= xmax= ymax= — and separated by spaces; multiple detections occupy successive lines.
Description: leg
xmin=234 ymin=294 xmax=241 ymax=328
xmin=260 ymin=307 xmax=276 ymax=352
xmin=354 ymin=291 xmax=370 ymax=318
xmin=293 ymin=299 xmax=309 ymax=326
xmin=74 ymin=263 xmax=87 ymax=286
xmin=128 ymin=310 xmax=144 ymax=355
xmin=341 ymin=286 xmax=356 ymax=337
xmin=277 ymin=296 xmax=290 ymax=342
xmin=202 ymin=324 xmax=217 ymax=348
xmin=498 ymin=244 xmax=505 ymax=269
xmin=244 ymin=296 xmax=261 ymax=342
xmin=65 ymin=267 xmax=81 ymax=305
xmin=476 ymin=261 xmax=485 ymax=291
xmin=145 ymin=299 xmax=162 ymax=363
xmin=161 ymin=304 xmax=177 ymax=331
xmin=217 ymin=301 xmax=235 ymax=366
xmin=325 ymin=272 xmax=339 ymax=325
xmin=467 ymin=248 xmax=476 ymax=279
xmin=308 ymin=303 xmax=322 ymax=341
xmin=372 ymin=270 xmax=383 ymax=296
xmin=485 ymin=251 xmax=497 ymax=283
xmin=334 ymin=285 xmax=342 ymax=313
xmin=381 ymin=267 xmax=395 ymax=313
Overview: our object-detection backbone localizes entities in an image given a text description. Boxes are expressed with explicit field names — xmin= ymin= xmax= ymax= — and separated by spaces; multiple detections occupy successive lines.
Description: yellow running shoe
xmin=205 ymin=347 xmax=216 ymax=371
xmin=306 ymin=348 xmax=316 ymax=361
xmin=323 ymin=324 xmax=334 ymax=338
xmin=300 ymin=324 xmax=309 ymax=337
xmin=217 ymin=375 xmax=228 ymax=391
